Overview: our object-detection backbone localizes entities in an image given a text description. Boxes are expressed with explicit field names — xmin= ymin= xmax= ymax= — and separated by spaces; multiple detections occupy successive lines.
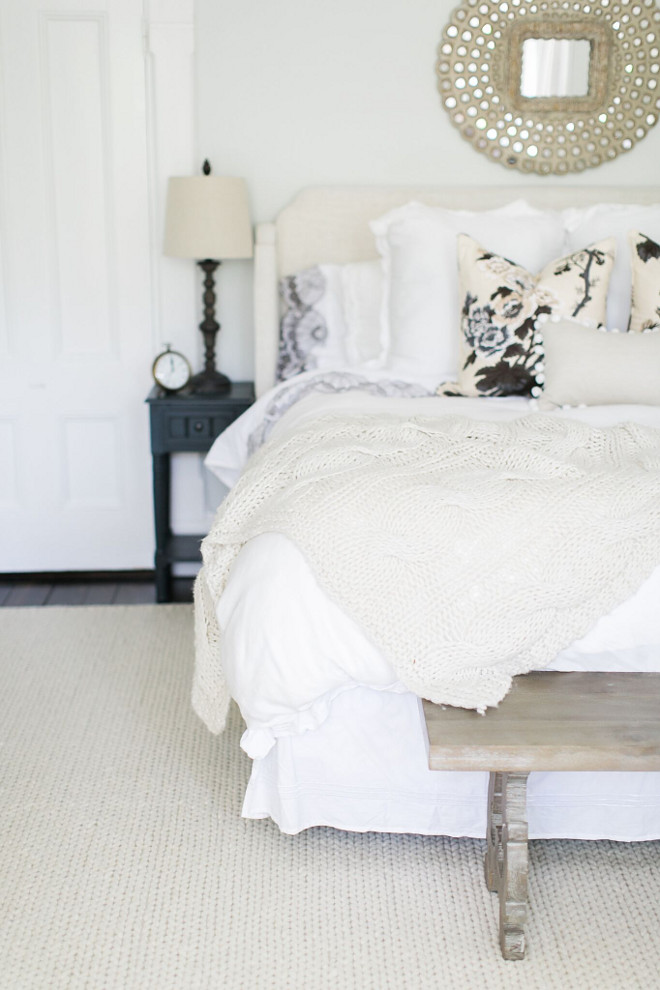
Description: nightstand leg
xmin=152 ymin=453 xmax=171 ymax=603
xmin=154 ymin=552 xmax=171 ymax=604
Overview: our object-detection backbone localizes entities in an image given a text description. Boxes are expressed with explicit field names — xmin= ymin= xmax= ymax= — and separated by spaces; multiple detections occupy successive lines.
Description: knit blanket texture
xmin=193 ymin=413 xmax=660 ymax=734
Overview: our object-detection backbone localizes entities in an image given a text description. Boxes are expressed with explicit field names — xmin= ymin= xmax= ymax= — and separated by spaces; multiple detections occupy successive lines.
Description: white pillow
xmin=340 ymin=259 xmax=386 ymax=367
xmin=564 ymin=203 xmax=660 ymax=331
xmin=370 ymin=200 xmax=567 ymax=384
xmin=540 ymin=319 xmax=660 ymax=407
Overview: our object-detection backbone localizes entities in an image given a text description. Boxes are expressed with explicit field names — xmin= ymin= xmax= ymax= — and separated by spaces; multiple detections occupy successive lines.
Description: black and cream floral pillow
xmin=441 ymin=234 xmax=616 ymax=398
xmin=629 ymin=231 xmax=660 ymax=333
xmin=277 ymin=265 xmax=348 ymax=381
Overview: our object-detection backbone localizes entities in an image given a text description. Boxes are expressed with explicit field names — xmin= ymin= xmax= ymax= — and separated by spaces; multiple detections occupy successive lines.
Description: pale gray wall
xmin=194 ymin=0 xmax=660 ymax=381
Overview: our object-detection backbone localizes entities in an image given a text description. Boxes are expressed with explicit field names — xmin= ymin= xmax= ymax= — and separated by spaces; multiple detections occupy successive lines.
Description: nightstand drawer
xmin=147 ymin=383 xmax=254 ymax=454
xmin=166 ymin=414 xmax=235 ymax=443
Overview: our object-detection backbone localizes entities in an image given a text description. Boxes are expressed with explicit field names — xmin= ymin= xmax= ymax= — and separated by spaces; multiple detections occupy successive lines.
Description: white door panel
xmin=0 ymin=0 xmax=155 ymax=571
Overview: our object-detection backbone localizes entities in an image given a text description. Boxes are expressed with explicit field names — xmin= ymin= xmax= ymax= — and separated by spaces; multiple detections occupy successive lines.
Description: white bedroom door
xmin=0 ymin=0 xmax=155 ymax=571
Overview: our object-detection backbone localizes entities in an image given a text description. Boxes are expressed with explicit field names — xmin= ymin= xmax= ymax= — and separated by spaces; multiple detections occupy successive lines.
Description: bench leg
xmin=484 ymin=771 xmax=504 ymax=892
xmin=484 ymin=770 xmax=529 ymax=961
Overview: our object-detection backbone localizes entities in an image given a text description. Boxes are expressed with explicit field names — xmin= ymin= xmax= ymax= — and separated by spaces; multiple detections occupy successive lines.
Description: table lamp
xmin=163 ymin=160 xmax=253 ymax=394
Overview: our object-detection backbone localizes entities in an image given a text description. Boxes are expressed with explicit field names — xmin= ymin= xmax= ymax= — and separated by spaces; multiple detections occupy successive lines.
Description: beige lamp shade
xmin=163 ymin=175 xmax=253 ymax=260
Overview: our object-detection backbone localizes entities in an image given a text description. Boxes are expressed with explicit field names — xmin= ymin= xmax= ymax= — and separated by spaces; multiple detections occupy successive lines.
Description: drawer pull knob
xmin=193 ymin=421 xmax=204 ymax=432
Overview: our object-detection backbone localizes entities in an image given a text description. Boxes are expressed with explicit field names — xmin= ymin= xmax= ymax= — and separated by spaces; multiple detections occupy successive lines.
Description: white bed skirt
xmin=242 ymin=686 xmax=660 ymax=840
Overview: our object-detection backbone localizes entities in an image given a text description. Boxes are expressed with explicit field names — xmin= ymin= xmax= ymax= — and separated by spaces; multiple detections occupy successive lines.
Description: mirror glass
xmin=520 ymin=39 xmax=591 ymax=99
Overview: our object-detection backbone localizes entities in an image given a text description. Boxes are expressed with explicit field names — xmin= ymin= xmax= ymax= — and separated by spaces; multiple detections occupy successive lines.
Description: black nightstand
xmin=146 ymin=382 xmax=255 ymax=602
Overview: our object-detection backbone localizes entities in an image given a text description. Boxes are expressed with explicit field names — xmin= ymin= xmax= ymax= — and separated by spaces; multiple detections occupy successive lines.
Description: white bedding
xmin=243 ymin=689 xmax=660 ymax=840
xmin=203 ymin=372 xmax=660 ymax=837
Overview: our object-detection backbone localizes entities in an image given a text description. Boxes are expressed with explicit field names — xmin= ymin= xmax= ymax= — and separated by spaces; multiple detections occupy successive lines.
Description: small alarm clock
xmin=152 ymin=345 xmax=192 ymax=392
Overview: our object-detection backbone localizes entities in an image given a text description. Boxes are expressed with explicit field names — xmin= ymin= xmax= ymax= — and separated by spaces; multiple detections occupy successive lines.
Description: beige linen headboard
xmin=254 ymin=185 xmax=660 ymax=397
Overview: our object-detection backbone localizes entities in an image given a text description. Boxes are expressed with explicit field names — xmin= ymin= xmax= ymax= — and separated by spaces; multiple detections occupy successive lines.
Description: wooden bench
xmin=422 ymin=671 xmax=660 ymax=961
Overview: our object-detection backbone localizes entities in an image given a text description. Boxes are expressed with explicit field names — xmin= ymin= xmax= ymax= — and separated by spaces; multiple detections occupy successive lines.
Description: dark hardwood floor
xmin=0 ymin=577 xmax=194 ymax=607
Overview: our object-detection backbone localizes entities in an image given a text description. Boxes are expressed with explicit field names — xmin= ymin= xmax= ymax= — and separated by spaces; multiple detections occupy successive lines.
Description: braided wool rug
xmin=1 ymin=604 xmax=659 ymax=990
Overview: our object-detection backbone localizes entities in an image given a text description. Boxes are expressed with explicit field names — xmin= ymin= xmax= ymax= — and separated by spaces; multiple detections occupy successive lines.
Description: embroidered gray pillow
xmin=277 ymin=265 xmax=348 ymax=381
xmin=441 ymin=234 xmax=615 ymax=398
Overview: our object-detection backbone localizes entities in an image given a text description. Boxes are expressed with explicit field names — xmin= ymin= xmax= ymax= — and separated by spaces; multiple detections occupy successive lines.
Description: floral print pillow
xmin=629 ymin=231 xmax=660 ymax=333
xmin=441 ymin=234 xmax=615 ymax=398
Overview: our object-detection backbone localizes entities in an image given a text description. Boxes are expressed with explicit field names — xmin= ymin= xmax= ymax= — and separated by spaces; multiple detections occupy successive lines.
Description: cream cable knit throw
xmin=193 ymin=413 xmax=660 ymax=734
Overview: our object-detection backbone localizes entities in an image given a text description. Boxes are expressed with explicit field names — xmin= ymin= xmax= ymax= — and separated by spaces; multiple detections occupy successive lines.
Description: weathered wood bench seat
xmin=422 ymin=671 xmax=660 ymax=961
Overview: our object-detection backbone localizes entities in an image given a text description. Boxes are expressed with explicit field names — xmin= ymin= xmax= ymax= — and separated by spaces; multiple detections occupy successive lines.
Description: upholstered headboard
xmin=254 ymin=185 xmax=660 ymax=397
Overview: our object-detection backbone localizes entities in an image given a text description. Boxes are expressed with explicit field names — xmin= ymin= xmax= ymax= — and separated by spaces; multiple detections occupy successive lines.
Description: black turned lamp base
xmin=189 ymin=368 xmax=231 ymax=395
xmin=190 ymin=257 xmax=233 ymax=395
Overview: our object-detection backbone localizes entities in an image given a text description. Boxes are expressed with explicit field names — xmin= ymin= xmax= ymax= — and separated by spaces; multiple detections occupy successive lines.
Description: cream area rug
xmin=1 ymin=605 xmax=659 ymax=990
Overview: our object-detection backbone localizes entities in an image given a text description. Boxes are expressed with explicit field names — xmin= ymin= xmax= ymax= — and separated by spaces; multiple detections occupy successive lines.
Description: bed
xmin=194 ymin=185 xmax=660 ymax=841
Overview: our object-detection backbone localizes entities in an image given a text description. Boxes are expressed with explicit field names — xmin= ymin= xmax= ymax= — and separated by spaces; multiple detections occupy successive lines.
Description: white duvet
xmin=204 ymin=372 xmax=660 ymax=761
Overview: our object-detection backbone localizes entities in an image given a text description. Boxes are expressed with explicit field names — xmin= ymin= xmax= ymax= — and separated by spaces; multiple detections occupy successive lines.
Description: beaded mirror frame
xmin=436 ymin=0 xmax=660 ymax=174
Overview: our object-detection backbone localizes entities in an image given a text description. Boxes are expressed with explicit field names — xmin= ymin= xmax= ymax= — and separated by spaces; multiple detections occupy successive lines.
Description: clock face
xmin=153 ymin=349 xmax=191 ymax=391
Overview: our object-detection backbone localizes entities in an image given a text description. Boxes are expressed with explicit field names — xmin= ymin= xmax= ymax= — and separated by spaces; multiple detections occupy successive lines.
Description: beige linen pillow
xmin=540 ymin=319 xmax=660 ymax=407
xmin=629 ymin=230 xmax=660 ymax=333
xmin=441 ymin=235 xmax=615 ymax=398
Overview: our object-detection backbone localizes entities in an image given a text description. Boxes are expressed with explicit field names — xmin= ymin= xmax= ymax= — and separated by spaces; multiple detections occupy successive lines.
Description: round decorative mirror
xmin=436 ymin=0 xmax=660 ymax=174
